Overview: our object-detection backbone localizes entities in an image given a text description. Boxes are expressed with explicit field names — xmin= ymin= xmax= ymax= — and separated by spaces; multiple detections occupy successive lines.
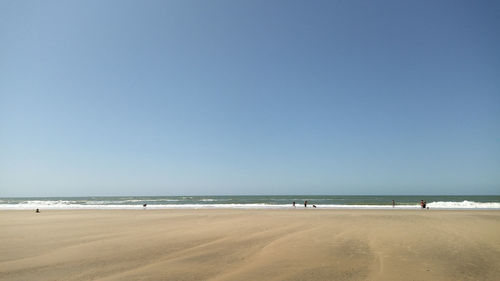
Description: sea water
xmin=1 ymin=195 xmax=499 ymax=210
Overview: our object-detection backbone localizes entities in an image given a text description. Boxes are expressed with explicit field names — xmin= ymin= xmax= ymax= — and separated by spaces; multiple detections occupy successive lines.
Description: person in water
xmin=292 ymin=201 xmax=296 ymax=207
xmin=392 ymin=200 xmax=395 ymax=208
xmin=420 ymin=200 xmax=424 ymax=209
xmin=304 ymin=201 xmax=308 ymax=207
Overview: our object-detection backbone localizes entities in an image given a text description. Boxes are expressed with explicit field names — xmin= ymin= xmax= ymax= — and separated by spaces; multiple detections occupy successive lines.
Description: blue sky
xmin=1 ymin=0 xmax=499 ymax=196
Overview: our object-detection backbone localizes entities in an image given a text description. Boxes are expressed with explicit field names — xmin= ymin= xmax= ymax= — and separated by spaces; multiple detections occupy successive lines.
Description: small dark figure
xmin=304 ymin=201 xmax=308 ymax=207
xmin=423 ymin=201 xmax=427 ymax=209
xmin=420 ymin=200 xmax=424 ymax=209
xmin=35 ymin=208 xmax=40 ymax=213
xmin=292 ymin=201 xmax=296 ymax=207
xmin=392 ymin=200 xmax=395 ymax=208
xmin=143 ymin=204 xmax=147 ymax=208
xmin=313 ymin=205 xmax=317 ymax=208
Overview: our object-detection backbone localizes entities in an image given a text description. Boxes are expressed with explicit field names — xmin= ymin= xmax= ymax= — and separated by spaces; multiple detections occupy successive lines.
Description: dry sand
xmin=1 ymin=209 xmax=500 ymax=281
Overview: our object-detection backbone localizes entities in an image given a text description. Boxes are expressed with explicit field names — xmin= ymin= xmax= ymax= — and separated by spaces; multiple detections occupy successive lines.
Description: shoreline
xmin=3 ymin=195 xmax=499 ymax=210
xmin=3 ymin=204 xmax=500 ymax=211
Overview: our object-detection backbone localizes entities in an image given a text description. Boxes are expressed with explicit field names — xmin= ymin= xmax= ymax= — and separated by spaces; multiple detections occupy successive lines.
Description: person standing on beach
xmin=304 ymin=201 xmax=308 ymax=207
xmin=392 ymin=200 xmax=395 ymax=208
xmin=292 ymin=201 xmax=296 ymax=207
xmin=420 ymin=200 xmax=424 ymax=209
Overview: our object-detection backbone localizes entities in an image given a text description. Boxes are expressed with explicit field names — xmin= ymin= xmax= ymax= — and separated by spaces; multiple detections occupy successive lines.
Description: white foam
xmin=1 ymin=201 xmax=499 ymax=210
xmin=427 ymin=200 xmax=500 ymax=209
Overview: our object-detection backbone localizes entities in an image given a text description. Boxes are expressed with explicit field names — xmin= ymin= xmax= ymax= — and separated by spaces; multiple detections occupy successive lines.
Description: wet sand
xmin=1 ymin=209 xmax=500 ymax=281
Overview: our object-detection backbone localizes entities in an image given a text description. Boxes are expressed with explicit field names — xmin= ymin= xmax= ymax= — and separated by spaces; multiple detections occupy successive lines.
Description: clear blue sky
xmin=1 ymin=0 xmax=499 ymax=196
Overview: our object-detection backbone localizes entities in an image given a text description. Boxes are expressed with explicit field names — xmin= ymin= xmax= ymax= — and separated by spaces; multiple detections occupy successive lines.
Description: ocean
xmin=1 ymin=195 xmax=499 ymax=210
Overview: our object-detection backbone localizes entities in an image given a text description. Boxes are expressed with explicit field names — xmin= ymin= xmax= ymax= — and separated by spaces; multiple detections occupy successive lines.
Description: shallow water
xmin=1 ymin=195 xmax=499 ymax=210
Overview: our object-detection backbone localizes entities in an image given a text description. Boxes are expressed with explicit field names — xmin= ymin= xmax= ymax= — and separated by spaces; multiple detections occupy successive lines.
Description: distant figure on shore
xmin=313 ymin=205 xmax=317 ymax=208
xmin=143 ymin=204 xmax=147 ymax=208
xmin=304 ymin=201 xmax=308 ymax=207
xmin=292 ymin=201 xmax=296 ymax=207
xmin=423 ymin=200 xmax=427 ymax=209
xmin=35 ymin=208 xmax=40 ymax=213
xmin=392 ymin=200 xmax=395 ymax=208
xmin=420 ymin=200 xmax=424 ymax=209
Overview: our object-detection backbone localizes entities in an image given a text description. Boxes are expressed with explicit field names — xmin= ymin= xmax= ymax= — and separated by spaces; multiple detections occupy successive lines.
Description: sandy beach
xmin=1 ymin=209 xmax=499 ymax=281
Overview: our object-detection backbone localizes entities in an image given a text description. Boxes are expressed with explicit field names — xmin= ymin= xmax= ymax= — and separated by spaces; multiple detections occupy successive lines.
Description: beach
xmin=1 ymin=210 xmax=500 ymax=281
